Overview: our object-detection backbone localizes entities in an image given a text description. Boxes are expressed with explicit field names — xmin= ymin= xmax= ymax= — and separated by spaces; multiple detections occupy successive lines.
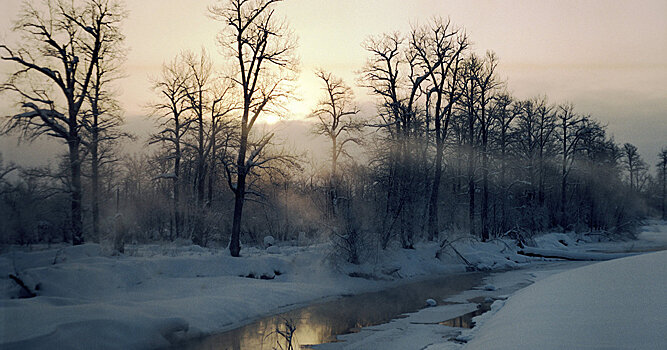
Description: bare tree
xmin=473 ymin=52 xmax=500 ymax=241
xmin=1 ymin=0 xmax=126 ymax=245
xmin=180 ymin=49 xmax=236 ymax=210
xmin=489 ymin=92 xmax=521 ymax=233
xmin=534 ymin=97 xmax=556 ymax=206
xmin=210 ymin=0 xmax=297 ymax=257
xmin=83 ymin=19 xmax=128 ymax=239
xmin=458 ymin=54 xmax=479 ymax=238
xmin=205 ymin=79 xmax=237 ymax=209
xmin=622 ymin=143 xmax=647 ymax=192
xmin=148 ymin=57 xmax=193 ymax=240
xmin=658 ymin=148 xmax=667 ymax=220
xmin=411 ymin=17 xmax=468 ymax=241
xmin=0 ymin=154 xmax=18 ymax=195
xmin=555 ymin=103 xmax=587 ymax=228
xmin=361 ymin=31 xmax=430 ymax=249
xmin=310 ymin=70 xmax=361 ymax=218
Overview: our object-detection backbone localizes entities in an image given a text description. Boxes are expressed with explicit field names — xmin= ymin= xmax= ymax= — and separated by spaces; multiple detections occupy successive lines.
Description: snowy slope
xmin=461 ymin=250 xmax=667 ymax=350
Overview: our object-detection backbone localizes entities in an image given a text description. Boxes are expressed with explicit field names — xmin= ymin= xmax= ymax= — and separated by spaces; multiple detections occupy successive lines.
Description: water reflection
xmin=439 ymin=301 xmax=492 ymax=329
xmin=174 ymin=272 xmax=483 ymax=349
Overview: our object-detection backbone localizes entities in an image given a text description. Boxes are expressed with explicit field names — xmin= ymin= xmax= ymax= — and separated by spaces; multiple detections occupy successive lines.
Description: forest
xmin=1 ymin=0 xmax=666 ymax=263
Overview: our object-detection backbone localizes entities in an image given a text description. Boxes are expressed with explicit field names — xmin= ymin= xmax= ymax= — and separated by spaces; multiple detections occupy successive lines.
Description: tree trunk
xmin=173 ymin=121 xmax=181 ymax=240
xmin=197 ymin=108 xmax=205 ymax=207
xmin=561 ymin=123 xmax=567 ymax=229
xmin=69 ymin=138 xmax=84 ymax=245
xmin=330 ymin=136 xmax=338 ymax=219
xmin=91 ymin=116 xmax=100 ymax=239
xmin=207 ymin=130 xmax=216 ymax=209
xmin=467 ymin=109 xmax=475 ymax=237
xmin=230 ymin=172 xmax=246 ymax=257
xmin=427 ymin=118 xmax=443 ymax=241
xmin=230 ymin=123 xmax=249 ymax=257
xmin=500 ymin=129 xmax=507 ymax=233
xmin=662 ymin=163 xmax=666 ymax=220
xmin=480 ymin=97 xmax=489 ymax=241
xmin=538 ymin=148 xmax=545 ymax=206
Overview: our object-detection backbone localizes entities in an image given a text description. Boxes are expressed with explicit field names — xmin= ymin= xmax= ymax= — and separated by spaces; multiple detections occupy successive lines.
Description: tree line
xmin=1 ymin=0 xmax=665 ymax=261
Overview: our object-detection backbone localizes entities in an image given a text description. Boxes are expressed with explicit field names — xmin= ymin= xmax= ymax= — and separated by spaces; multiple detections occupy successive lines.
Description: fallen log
xmin=518 ymin=247 xmax=635 ymax=261
xmin=9 ymin=274 xmax=36 ymax=298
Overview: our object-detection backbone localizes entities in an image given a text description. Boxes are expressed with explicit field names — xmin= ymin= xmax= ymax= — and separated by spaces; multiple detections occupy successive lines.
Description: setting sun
xmin=1 ymin=0 xmax=666 ymax=349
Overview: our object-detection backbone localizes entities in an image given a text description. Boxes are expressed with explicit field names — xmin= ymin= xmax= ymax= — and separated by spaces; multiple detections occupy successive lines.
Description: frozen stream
xmin=170 ymin=272 xmax=485 ymax=349
xmin=167 ymin=224 xmax=667 ymax=350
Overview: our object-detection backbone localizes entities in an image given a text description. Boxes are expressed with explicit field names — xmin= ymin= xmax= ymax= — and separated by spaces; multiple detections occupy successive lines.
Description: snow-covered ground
xmin=312 ymin=262 xmax=586 ymax=350
xmin=458 ymin=249 xmax=667 ymax=350
xmin=1 ymin=222 xmax=665 ymax=349
xmin=315 ymin=222 xmax=667 ymax=350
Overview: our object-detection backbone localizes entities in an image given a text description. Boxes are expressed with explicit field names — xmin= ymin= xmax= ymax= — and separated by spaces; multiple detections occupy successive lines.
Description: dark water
xmin=439 ymin=297 xmax=494 ymax=329
xmin=172 ymin=272 xmax=484 ymax=350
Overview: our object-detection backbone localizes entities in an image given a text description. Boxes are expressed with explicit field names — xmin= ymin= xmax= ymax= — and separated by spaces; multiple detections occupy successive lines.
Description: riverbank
xmin=1 ymin=222 xmax=664 ymax=349
xmin=460 ymin=249 xmax=667 ymax=350
xmin=313 ymin=222 xmax=667 ymax=349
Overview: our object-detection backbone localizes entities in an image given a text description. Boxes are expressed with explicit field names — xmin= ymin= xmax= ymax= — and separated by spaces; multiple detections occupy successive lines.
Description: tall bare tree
xmin=473 ymin=52 xmax=500 ymax=241
xmin=210 ymin=0 xmax=297 ymax=257
xmin=361 ymin=31 xmax=430 ymax=249
xmin=622 ymin=143 xmax=647 ymax=192
xmin=458 ymin=54 xmax=480 ymax=238
xmin=1 ymin=0 xmax=126 ymax=245
xmin=83 ymin=18 xmax=128 ymax=239
xmin=658 ymin=148 xmax=667 ymax=220
xmin=310 ymin=70 xmax=361 ymax=218
xmin=411 ymin=17 xmax=468 ymax=241
xmin=555 ymin=103 xmax=587 ymax=228
xmin=489 ymin=92 xmax=521 ymax=233
xmin=534 ymin=97 xmax=556 ymax=206
xmin=181 ymin=49 xmax=236 ymax=210
xmin=149 ymin=57 xmax=192 ymax=240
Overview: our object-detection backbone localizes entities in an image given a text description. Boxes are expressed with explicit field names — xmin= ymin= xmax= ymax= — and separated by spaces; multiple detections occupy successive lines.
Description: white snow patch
xmin=463 ymin=250 xmax=667 ymax=350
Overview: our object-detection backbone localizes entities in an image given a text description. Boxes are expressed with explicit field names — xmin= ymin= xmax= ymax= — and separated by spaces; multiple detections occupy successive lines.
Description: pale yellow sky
xmin=1 ymin=0 xmax=666 ymax=163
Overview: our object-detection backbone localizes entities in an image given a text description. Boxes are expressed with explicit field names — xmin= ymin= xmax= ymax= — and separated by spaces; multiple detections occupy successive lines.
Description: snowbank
xmin=314 ymin=261 xmax=585 ymax=350
xmin=462 ymin=250 xmax=667 ymax=350
xmin=0 ymin=239 xmax=506 ymax=349
xmin=1 ymin=224 xmax=663 ymax=350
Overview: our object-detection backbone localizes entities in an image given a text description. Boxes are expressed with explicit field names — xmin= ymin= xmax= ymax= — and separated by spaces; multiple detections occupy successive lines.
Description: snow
xmin=518 ymin=246 xmax=636 ymax=260
xmin=314 ymin=303 xmax=479 ymax=350
xmin=313 ymin=222 xmax=667 ymax=350
xmin=263 ymin=235 xmax=275 ymax=246
xmin=1 ymin=222 xmax=665 ymax=349
xmin=461 ymin=250 xmax=667 ymax=350
xmin=315 ymin=261 xmax=583 ymax=350
xmin=0 ymin=241 xmax=473 ymax=349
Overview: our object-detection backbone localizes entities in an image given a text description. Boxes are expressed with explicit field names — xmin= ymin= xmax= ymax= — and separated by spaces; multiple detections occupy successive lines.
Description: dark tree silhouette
xmin=622 ymin=143 xmax=647 ymax=191
xmin=411 ymin=17 xmax=468 ymax=242
xmin=149 ymin=57 xmax=192 ymax=240
xmin=310 ymin=70 xmax=362 ymax=218
xmin=83 ymin=20 xmax=129 ymax=239
xmin=555 ymin=103 xmax=587 ymax=228
xmin=210 ymin=0 xmax=297 ymax=257
xmin=1 ymin=0 xmax=126 ymax=245
xmin=658 ymin=148 xmax=667 ymax=220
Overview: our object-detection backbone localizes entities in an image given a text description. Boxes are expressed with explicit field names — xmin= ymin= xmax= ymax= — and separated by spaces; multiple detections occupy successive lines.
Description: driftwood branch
xmin=9 ymin=274 xmax=36 ymax=298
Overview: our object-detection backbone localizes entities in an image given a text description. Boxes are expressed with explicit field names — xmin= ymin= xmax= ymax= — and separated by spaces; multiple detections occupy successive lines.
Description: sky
xmin=0 ymin=0 xmax=666 ymax=166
